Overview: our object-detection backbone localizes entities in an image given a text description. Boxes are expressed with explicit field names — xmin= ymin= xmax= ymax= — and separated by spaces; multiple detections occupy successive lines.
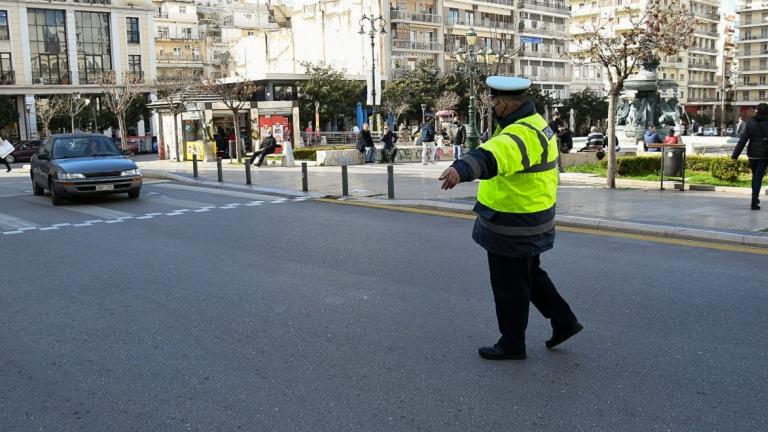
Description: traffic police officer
xmin=439 ymin=76 xmax=583 ymax=360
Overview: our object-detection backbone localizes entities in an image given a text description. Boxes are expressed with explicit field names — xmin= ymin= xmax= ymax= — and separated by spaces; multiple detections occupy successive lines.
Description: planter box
xmin=316 ymin=145 xmax=456 ymax=166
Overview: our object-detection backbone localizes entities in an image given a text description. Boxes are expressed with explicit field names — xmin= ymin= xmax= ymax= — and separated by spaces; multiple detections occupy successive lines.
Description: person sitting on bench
xmin=250 ymin=127 xmax=278 ymax=167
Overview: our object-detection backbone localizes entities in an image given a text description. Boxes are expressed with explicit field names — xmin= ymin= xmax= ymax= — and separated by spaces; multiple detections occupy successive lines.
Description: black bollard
xmin=245 ymin=160 xmax=252 ymax=185
xmin=387 ymin=164 xmax=394 ymax=200
xmin=301 ymin=162 xmax=308 ymax=192
xmin=216 ymin=157 xmax=223 ymax=182
xmin=192 ymin=153 xmax=198 ymax=178
xmin=341 ymin=164 xmax=349 ymax=197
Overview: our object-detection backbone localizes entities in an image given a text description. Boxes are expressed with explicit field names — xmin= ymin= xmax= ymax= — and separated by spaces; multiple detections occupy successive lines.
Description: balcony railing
xmin=157 ymin=54 xmax=203 ymax=64
xmin=687 ymin=97 xmax=719 ymax=102
xmin=740 ymin=34 xmax=768 ymax=41
xmin=154 ymin=12 xmax=169 ymax=19
xmin=447 ymin=18 xmax=515 ymax=31
xmin=690 ymin=45 xmax=717 ymax=53
xmin=477 ymin=0 xmax=514 ymax=7
xmin=391 ymin=10 xmax=442 ymax=24
xmin=522 ymin=71 xmax=570 ymax=82
xmin=518 ymin=0 xmax=569 ymax=13
xmin=695 ymin=30 xmax=719 ymax=38
xmin=687 ymin=80 xmax=718 ymax=85
xmin=693 ymin=11 xmax=719 ymax=20
xmin=0 ymin=71 xmax=15 ymax=85
xmin=393 ymin=40 xmax=443 ymax=52
xmin=688 ymin=62 xmax=716 ymax=69
xmin=518 ymin=22 xmax=567 ymax=35
xmin=742 ymin=82 xmax=768 ymax=86
xmin=156 ymin=33 xmax=199 ymax=41
xmin=520 ymin=49 xmax=567 ymax=59
xmin=32 ymin=71 xmax=72 ymax=85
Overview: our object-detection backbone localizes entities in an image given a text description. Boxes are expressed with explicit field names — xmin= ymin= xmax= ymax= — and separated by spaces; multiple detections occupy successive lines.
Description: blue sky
xmin=723 ymin=0 xmax=737 ymax=14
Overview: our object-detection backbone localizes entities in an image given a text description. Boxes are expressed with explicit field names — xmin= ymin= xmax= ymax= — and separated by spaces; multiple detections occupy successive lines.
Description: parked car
xmin=5 ymin=140 xmax=42 ymax=164
xmin=726 ymin=127 xmax=734 ymax=136
xmin=703 ymin=127 xmax=717 ymax=136
xmin=30 ymin=133 xmax=142 ymax=206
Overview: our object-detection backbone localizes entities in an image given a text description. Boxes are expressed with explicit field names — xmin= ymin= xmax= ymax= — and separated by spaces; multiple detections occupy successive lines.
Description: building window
xmin=126 ymin=17 xmax=140 ymax=44
xmin=179 ymin=6 xmax=186 ymax=14
xmin=273 ymin=84 xmax=295 ymax=101
xmin=743 ymin=90 xmax=750 ymax=101
xmin=0 ymin=11 xmax=9 ymax=40
xmin=128 ymin=54 xmax=141 ymax=78
xmin=0 ymin=52 xmax=12 ymax=84
xmin=465 ymin=11 xmax=474 ymax=26
xmin=76 ymin=12 xmax=112 ymax=84
xmin=28 ymin=9 xmax=69 ymax=85
xmin=760 ymin=91 xmax=766 ymax=99
xmin=448 ymin=9 xmax=459 ymax=24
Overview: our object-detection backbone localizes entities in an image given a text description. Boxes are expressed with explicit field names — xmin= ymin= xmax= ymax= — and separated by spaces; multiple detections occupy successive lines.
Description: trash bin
xmin=663 ymin=147 xmax=685 ymax=177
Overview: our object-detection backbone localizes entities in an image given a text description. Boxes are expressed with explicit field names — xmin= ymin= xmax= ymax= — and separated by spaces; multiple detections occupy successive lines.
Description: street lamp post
xmin=421 ymin=103 xmax=426 ymax=124
xmin=455 ymin=29 xmax=496 ymax=151
xmin=359 ymin=14 xmax=386 ymax=132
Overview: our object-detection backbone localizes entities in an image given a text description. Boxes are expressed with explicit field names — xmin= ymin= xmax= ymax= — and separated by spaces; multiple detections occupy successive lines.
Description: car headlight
xmin=121 ymin=168 xmax=141 ymax=176
xmin=60 ymin=173 xmax=85 ymax=180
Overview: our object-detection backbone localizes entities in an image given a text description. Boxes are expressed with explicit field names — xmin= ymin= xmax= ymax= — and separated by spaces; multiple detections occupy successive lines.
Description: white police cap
xmin=486 ymin=76 xmax=532 ymax=97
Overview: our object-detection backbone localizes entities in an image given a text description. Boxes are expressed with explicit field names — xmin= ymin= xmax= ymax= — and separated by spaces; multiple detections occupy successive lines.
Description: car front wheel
xmin=128 ymin=188 xmax=140 ymax=199
xmin=32 ymin=174 xmax=44 ymax=196
xmin=49 ymin=179 xmax=64 ymax=206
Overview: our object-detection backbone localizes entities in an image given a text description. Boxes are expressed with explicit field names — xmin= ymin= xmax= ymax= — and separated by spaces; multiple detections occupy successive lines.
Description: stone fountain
xmin=615 ymin=58 xmax=685 ymax=151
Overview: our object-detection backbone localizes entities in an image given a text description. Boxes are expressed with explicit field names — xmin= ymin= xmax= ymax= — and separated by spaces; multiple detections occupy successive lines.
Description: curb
xmin=142 ymin=168 xmax=768 ymax=250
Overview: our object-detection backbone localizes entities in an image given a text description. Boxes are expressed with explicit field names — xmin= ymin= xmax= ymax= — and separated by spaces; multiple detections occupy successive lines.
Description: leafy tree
xmin=560 ymin=89 xmax=609 ymax=135
xmin=527 ymin=88 xmax=559 ymax=117
xmin=0 ymin=95 xmax=17 ymax=139
xmin=381 ymin=61 xmax=442 ymax=121
xmin=296 ymin=62 xmax=364 ymax=131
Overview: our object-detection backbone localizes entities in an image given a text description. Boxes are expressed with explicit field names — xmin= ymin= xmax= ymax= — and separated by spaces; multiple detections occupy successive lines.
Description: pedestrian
xmin=732 ymin=102 xmax=768 ymax=210
xmin=557 ymin=125 xmax=573 ymax=154
xmin=0 ymin=137 xmax=11 ymax=172
xmin=643 ymin=126 xmax=662 ymax=152
xmin=421 ymin=115 xmax=436 ymax=165
xmin=453 ymin=118 xmax=466 ymax=161
xmin=438 ymin=76 xmax=582 ymax=360
xmin=380 ymin=124 xmax=398 ymax=163
xmin=663 ymin=129 xmax=679 ymax=145
xmin=581 ymin=126 xmax=604 ymax=151
xmin=249 ymin=126 xmax=278 ymax=167
xmin=359 ymin=123 xmax=375 ymax=163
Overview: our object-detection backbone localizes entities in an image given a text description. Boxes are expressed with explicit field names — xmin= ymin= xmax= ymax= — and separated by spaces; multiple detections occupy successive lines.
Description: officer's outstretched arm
xmin=451 ymin=148 xmax=498 ymax=182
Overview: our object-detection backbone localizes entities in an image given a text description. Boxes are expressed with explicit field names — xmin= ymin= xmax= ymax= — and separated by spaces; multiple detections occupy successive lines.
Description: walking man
xmin=439 ymin=76 xmax=582 ymax=360
xmin=453 ymin=118 xmax=466 ymax=161
xmin=249 ymin=127 xmax=278 ymax=167
xmin=732 ymin=103 xmax=768 ymax=210
xmin=359 ymin=123 xmax=375 ymax=163
xmin=421 ymin=114 xmax=436 ymax=165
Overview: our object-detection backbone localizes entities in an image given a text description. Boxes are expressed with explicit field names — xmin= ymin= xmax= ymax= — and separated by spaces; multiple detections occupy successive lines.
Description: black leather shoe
xmin=546 ymin=322 xmax=584 ymax=349
xmin=752 ymin=203 xmax=761 ymax=210
xmin=478 ymin=345 xmax=527 ymax=360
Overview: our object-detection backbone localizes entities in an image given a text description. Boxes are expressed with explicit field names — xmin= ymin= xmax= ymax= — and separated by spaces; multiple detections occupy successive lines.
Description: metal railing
xmin=300 ymin=131 xmax=383 ymax=147
xmin=154 ymin=12 xmax=169 ymax=19
xmin=695 ymin=30 xmax=719 ymax=38
xmin=740 ymin=34 xmax=768 ymax=41
xmin=157 ymin=54 xmax=203 ymax=63
xmin=523 ymin=72 xmax=570 ymax=81
xmin=446 ymin=18 xmax=515 ymax=31
xmin=694 ymin=11 xmax=720 ymax=20
xmin=477 ymin=0 xmax=514 ymax=7
xmin=688 ymin=62 xmax=716 ymax=69
xmin=519 ymin=22 xmax=567 ymax=35
xmin=690 ymin=45 xmax=717 ymax=53
xmin=393 ymin=40 xmax=444 ymax=52
xmin=687 ymin=97 xmax=719 ymax=102
xmin=0 ymin=71 xmax=15 ymax=85
xmin=390 ymin=10 xmax=442 ymax=24
xmin=517 ymin=0 xmax=569 ymax=13
xmin=687 ymin=80 xmax=718 ymax=85
xmin=520 ymin=49 xmax=567 ymax=59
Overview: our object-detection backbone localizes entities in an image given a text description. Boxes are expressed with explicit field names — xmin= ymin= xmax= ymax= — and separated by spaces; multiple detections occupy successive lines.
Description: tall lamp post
xmin=359 ymin=14 xmax=386 ymax=131
xmin=455 ymin=29 xmax=495 ymax=151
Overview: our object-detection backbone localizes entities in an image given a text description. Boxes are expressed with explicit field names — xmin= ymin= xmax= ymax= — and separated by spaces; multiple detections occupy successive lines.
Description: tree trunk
xmin=70 ymin=115 xmax=75 ymax=133
xmin=606 ymin=92 xmax=619 ymax=189
xmin=158 ymin=113 xmax=166 ymax=160
xmin=173 ymin=113 xmax=180 ymax=162
xmin=232 ymin=110 xmax=241 ymax=163
xmin=117 ymin=113 xmax=128 ymax=154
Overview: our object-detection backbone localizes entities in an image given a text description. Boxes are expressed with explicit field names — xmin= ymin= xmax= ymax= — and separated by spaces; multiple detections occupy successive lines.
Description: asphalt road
xmin=0 ymin=179 xmax=766 ymax=431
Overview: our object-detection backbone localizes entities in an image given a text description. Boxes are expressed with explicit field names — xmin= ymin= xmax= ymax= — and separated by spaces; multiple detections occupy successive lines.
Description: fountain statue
xmin=615 ymin=56 xmax=686 ymax=151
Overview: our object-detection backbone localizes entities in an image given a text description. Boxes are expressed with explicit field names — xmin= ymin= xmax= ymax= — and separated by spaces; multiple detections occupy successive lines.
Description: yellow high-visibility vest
xmin=476 ymin=113 xmax=559 ymax=215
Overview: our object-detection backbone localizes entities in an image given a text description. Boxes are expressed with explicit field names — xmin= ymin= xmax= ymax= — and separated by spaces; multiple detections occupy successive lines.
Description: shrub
xmin=710 ymin=157 xmax=749 ymax=182
xmin=292 ymin=148 xmax=317 ymax=161
xmin=598 ymin=156 xmax=661 ymax=176
xmin=686 ymin=155 xmax=714 ymax=172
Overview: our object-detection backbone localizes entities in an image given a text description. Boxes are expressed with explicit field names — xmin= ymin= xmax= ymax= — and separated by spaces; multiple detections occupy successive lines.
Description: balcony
xmin=518 ymin=22 xmax=567 ymax=36
xmin=687 ymin=97 xmax=719 ymax=102
xmin=154 ymin=12 xmax=169 ymax=19
xmin=155 ymin=33 xmax=200 ymax=41
xmin=519 ymin=49 xmax=567 ymax=60
xmin=693 ymin=11 xmax=719 ymax=21
xmin=157 ymin=54 xmax=203 ymax=64
xmin=522 ymin=71 xmax=570 ymax=82
xmin=393 ymin=40 xmax=443 ymax=52
xmin=446 ymin=18 xmax=515 ymax=32
xmin=687 ymin=80 xmax=718 ymax=86
xmin=741 ymin=82 xmax=768 ymax=86
xmin=517 ymin=0 xmax=569 ymax=14
xmin=476 ymin=0 xmax=514 ymax=7
xmin=688 ymin=62 xmax=716 ymax=70
xmin=31 ymin=71 xmax=72 ymax=85
xmin=0 ymin=70 xmax=15 ymax=85
xmin=695 ymin=30 xmax=719 ymax=38
xmin=689 ymin=45 xmax=717 ymax=54
xmin=391 ymin=10 xmax=442 ymax=25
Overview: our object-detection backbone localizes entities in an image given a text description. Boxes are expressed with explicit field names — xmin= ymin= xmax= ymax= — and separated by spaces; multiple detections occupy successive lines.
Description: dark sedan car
xmin=30 ymin=133 xmax=142 ymax=205
xmin=5 ymin=140 xmax=42 ymax=164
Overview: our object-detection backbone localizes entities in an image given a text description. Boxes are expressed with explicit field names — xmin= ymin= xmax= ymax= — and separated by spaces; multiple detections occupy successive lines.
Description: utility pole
xmin=359 ymin=14 xmax=387 ymax=132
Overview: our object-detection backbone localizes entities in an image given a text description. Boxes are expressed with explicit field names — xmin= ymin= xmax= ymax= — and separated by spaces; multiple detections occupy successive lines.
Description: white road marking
xmin=153 ymin=183 xmax=279 ymax=201
xmin=0 ymin=212 xmax=39 ymax=231
xmin=57 ymin=205 xmax=134 ymax=220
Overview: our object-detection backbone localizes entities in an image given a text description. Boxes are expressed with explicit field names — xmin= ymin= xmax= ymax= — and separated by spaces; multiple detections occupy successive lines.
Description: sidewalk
xmin=133 ymin=158 xmax=768 ymax=248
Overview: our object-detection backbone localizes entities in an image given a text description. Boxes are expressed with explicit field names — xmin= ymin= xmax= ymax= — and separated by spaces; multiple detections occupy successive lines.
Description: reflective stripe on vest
xmin=476 ymin=112 xmax=559 ymax=216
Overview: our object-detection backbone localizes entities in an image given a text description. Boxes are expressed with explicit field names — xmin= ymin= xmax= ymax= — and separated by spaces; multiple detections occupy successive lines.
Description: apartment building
xmin=735 ymin=0 xmax=768 ymax=114
xmin=153 ymin=0 xmax=203 ymax=81
xmin=0 ymin=0 xmax=155 ymax=139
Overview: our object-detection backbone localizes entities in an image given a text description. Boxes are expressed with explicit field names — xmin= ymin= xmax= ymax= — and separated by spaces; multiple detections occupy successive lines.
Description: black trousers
xmin=487 ymin=252 xmax=578 ymax=351
xmin=1 ymin=157 xmax=10 ymax=170
xmin=249 ymin=146 xmax=276 ymax=166
xmin=748 ymin=159 xmax=768 ymax=204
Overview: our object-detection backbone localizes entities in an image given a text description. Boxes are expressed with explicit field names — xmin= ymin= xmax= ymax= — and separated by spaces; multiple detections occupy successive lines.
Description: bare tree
xmin=98 ymin=71 xmax=146 ymax=151
xmin=35 ymin=96 xmax=66 ymax=138
xmin=201 ymin=75 xmax=258 ymax=162
xmin=156 ymin=74 xmax=200 ymax=161
xmin=474 ymin=91 xmax=493 ymax=133
xmin=571 ymin=0 xmax=695 ymax=188
xmin=434 ymin=91 xmax=461 ymax=112
xmin=62 ymin=94 xmax=89 ymax=133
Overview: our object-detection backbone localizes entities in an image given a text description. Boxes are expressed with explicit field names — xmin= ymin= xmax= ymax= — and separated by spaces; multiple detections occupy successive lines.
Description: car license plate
xmin=96 ymin=184 xmax=114 ymax=191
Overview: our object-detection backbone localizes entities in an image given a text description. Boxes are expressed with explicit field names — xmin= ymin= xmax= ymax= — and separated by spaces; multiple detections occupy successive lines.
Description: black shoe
xmin=546 ymin=322 xmax=584 ymax=349
xmin=751 ymin=203 xmax=761 ymax=210
xmin=478 ymin=345 xmax=527 ymax=360
xmin=5 ymin=168 xmax=10 ymax=172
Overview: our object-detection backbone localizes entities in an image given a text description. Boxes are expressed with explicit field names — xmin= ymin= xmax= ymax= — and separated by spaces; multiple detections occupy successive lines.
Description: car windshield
xmin=52 ymin=137 xmax=121 ymax=159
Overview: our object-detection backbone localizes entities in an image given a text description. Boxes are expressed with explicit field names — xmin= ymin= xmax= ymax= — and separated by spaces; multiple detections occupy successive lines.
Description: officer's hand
xmin=439 ymin=167 xmax=460 ymax=190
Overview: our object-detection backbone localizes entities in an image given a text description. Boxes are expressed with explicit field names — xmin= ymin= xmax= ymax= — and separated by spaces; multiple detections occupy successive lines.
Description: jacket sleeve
xmin=732 ymin=124 xmax=749 ymax=158
xmin=450 ymin=148 xmax=498 ymax=182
